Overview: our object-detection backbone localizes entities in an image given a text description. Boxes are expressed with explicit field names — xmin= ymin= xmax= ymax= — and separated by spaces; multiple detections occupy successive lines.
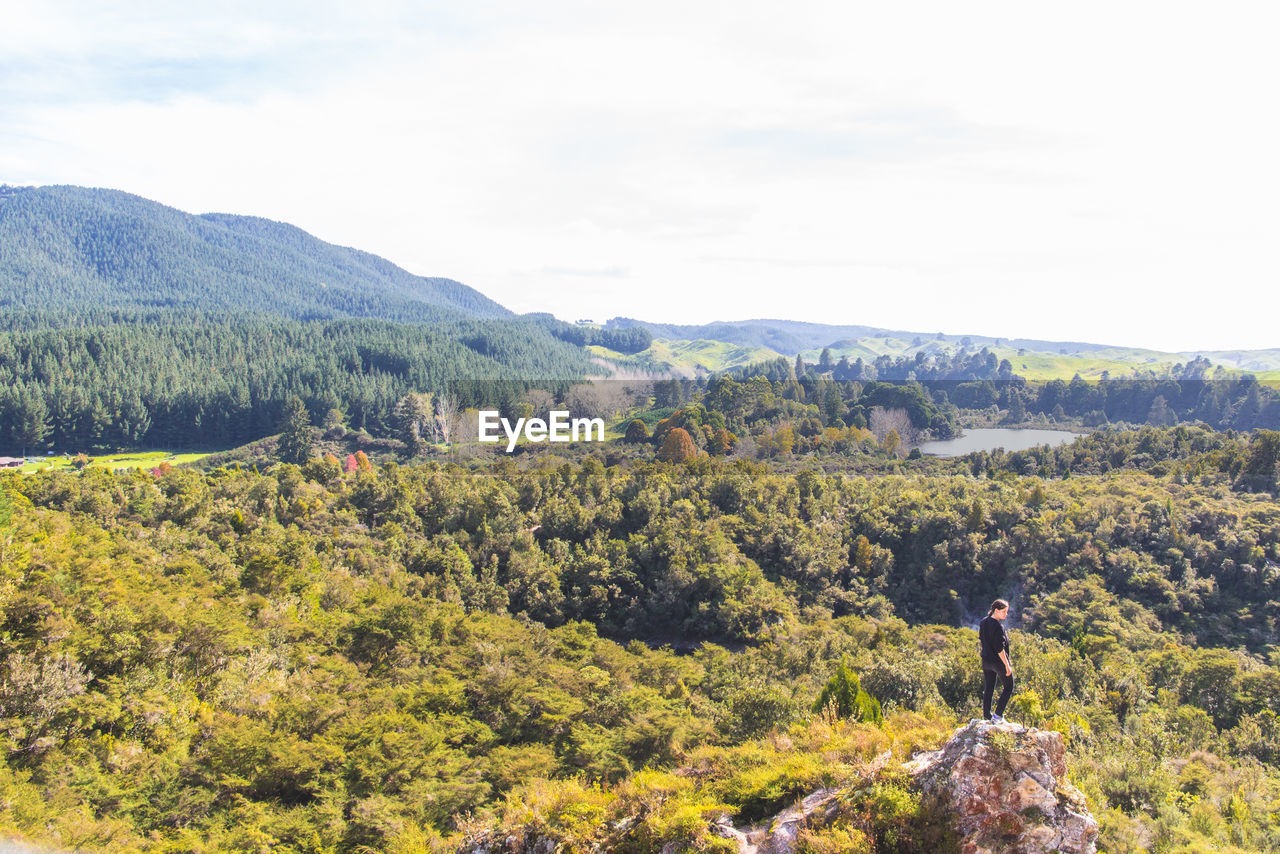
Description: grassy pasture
xmin=18 ymin=451 xmax=210 ymax=474
xmin=590 ymin=338 xmax=783 ymax=373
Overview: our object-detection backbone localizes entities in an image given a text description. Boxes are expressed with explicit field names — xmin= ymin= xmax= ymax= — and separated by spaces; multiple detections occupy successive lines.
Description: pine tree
xmin=823 ymin=385 xmax=843 ymax=426
xmin=16 ymin=390 xmax=50 ymax=456
xmin=277 ymin=396 xmax=314 ymax=464
xmin=395 ymin=394 xmax=430 ymax=456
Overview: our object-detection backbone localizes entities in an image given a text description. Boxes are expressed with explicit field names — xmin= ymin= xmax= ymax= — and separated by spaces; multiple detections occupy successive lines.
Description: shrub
xmin=813 ymin=660 xmax=883 ymax=726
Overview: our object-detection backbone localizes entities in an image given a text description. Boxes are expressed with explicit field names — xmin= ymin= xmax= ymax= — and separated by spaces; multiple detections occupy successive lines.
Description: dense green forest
xmin=770 ymin=352 xmax=1277 ymax=430
xmin=3 ymin=321 xmax=1276 ymax=458
xmin=527 ymin=314 xmax=653 ymax=355
xmin=712 ymin=358 xmax=1280 ymax=435
xmin=616 ymin=371 xmax=1269 ymax=473
xmin=0 ymin=312 xmax=597 ymax=453
xmin=1 ymin=424 xmax=1278 ymax=851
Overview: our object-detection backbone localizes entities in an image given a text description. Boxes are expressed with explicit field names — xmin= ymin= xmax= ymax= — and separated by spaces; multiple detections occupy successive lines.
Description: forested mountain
xmin=0 ymin=184 xmax=507 ymax=321
xmin=0 ymin=185 xmax=606 ymax=454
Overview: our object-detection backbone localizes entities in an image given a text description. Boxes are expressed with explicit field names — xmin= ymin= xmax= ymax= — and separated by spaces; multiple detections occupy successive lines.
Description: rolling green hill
xmin=610 ymin=317 xmax=1276 ymax=382
xmin=589 ymin=337 xmax=783 ymax=374
xmin=607 ymin=317 xmax=1120 ymax=357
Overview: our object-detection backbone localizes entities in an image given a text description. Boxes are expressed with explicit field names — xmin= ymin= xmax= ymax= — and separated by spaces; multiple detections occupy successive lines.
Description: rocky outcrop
xmin=461 ymin=721 xmax=1098 ymax=854
xmin=705 ymin=721 xmax=1098 ymax=854
xmin=904 ymin=719 xmax=1098 ymax=854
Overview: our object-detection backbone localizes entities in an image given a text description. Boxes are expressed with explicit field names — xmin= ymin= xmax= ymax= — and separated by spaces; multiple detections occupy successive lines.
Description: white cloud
xmin=2 ymin=1 xmax=1277 ymax=350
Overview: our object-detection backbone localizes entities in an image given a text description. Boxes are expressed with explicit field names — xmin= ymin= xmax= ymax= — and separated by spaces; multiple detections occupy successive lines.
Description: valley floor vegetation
xmin=0 ymin=423 xmax=1278 ymax=852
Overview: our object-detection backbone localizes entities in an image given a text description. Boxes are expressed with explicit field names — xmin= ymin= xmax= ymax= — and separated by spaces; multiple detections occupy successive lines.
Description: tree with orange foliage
xmin=657 ymin=427 xmax=698 ymax=463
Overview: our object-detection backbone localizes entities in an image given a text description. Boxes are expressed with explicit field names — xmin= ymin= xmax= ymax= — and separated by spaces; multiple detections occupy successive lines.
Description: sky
xmin=2 ymin=1 xmax=1277 ymax=352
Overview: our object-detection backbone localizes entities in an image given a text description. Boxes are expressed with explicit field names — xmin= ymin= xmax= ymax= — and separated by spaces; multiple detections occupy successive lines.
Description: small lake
xmin=918 ymin=428 xmax=1083 ymax=457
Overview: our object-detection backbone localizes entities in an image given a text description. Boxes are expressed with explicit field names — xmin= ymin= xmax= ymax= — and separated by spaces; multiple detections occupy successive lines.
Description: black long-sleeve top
xmin=979 ymin=615 xmax=1010 ymax=666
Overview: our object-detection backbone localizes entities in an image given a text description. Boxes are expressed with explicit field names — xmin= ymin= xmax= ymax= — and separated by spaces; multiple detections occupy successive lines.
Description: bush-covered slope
xmin=1 ymin=444 xmax=1279 ymax=851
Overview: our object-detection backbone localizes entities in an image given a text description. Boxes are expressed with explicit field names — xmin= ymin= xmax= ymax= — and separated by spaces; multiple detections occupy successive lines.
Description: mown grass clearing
xmin=19 ymin=451 xmax=211 ymax=474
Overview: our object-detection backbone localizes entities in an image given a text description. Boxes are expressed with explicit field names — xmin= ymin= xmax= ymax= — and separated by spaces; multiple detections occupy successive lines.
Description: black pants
xmin=982 ymin=664 xmax=1013 ymax=719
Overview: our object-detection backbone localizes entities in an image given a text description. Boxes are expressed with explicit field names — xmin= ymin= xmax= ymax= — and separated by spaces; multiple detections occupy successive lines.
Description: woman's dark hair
xmin=988 ymin=598 xmax=1009 ymax=616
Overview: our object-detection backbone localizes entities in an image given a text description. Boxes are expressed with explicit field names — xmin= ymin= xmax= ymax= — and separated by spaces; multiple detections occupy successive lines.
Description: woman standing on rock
xmin=979 ymin=598 xmax=1014 ymax=722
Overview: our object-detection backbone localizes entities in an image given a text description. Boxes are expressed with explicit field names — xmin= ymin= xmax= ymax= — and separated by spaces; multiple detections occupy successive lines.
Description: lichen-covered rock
xmin=904 ymin=719 xmax=1098 ymax=854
